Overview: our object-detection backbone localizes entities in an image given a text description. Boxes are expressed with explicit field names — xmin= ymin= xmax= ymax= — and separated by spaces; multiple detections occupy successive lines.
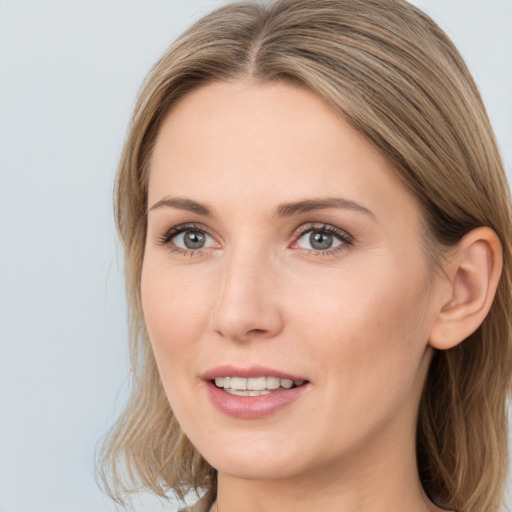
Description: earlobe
xmin=429 ymin=227 xmax=503 ymax=350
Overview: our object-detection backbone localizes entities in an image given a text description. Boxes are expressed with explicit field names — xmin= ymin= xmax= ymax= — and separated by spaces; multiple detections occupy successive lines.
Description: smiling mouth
xmin=212 ymin=376 xmax=307 ymax=396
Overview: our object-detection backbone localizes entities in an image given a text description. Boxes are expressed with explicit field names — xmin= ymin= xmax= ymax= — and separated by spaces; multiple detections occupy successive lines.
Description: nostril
xmin=248 ymin=328 xmax=267 ymax=335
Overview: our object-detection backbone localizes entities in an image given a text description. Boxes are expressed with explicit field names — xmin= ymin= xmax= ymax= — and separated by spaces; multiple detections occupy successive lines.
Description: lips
xmin=202 ymin=365 xmax=310 ymax=419
xmin=202 ymin=365 xmax=308 ymax=382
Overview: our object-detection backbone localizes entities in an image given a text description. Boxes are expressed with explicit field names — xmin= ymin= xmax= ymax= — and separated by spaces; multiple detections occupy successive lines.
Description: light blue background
xmin=1 ymin=1 xmax=510 ymax=511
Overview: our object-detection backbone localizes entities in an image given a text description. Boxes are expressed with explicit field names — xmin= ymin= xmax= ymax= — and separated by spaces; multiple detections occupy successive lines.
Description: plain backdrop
xmin=0 ymin=1 xmax=511 ymax=511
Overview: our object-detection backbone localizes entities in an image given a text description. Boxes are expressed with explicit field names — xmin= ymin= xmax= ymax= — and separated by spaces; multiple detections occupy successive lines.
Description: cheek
xmin=140 ymin=259 xmax=209 ymax=393
xmin=277 ymin=270 xmax=432 ymax=466
xmin=142 ymin=251 xmax=213 ymax=337
xmin=292 ymin=258 xmax=433 ymax=404
xmin=291 ymin=254 xmax=430 ymax=342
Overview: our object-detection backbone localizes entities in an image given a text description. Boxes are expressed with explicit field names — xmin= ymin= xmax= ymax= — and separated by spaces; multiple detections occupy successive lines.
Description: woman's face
xmin=142 ymin=81 xmax=444 ymax=481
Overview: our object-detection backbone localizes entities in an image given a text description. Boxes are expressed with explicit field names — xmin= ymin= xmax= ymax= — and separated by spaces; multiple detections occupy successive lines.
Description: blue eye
xmin=158 ymin=224 xmax=217 ymax=254
xmin=295 ymin=224 xmax=352 ymax=254
xmin=173 ymin=230 xmax=213 ymax=250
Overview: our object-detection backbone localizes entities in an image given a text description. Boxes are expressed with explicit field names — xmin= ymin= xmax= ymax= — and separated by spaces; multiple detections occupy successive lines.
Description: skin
xmin=142 ymin=80 xmax=461 ymax=512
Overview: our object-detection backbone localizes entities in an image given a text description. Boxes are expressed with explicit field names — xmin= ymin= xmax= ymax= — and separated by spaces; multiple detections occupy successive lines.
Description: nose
xmin=209 ymin=244 xmax=284 ymax=343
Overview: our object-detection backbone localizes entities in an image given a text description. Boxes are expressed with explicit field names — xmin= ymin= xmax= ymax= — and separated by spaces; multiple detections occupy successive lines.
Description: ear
xmin=429 ymin=227 xmax=503 ymax=350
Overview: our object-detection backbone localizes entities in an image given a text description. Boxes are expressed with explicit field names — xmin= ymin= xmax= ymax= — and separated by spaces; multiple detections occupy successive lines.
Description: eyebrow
xmin=275 ymin=197 xmax=375 ymax=218
xmin=148 ymin=196 xmax=375 ymax=219
xmin=148 ymin=197 xmax=213 ymax=216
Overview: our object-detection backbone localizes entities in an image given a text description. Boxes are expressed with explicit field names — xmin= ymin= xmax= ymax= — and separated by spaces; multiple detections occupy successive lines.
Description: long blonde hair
xmin=98 ymin=1 xmax=512 ymax=511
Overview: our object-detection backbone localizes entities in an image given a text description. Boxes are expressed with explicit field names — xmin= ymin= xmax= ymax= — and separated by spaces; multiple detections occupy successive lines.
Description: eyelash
xmin=156 ymin=222 xmax=354 ymax=257
xmin=293 ymin=223 xmax=353 ymax=257
xmin=156 ymin=223 xmax=215 ymax=257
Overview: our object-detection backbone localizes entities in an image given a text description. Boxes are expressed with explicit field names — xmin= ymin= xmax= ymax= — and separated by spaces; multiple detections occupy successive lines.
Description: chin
xmin=210 ymin=455 xmax=305 ymax=481
xmin=191 ymin=429 xmax=316 ymax=481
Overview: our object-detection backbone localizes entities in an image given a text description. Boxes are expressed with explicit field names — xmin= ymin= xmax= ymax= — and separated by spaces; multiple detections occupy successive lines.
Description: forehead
xmin=148 ymin=80 xmax=419 ymax=224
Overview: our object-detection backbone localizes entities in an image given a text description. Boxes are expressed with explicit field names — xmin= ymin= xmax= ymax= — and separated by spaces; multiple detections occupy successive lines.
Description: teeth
xmin=247 ymin=377 xmax=266 ymax=390
xmin=281 ymin=378 xmax=293 ymax=389
xmin=267 ymin=376 xmax=280 ymax=389
xmin=225 ymin=389 xmax=272 ymax=396
xmin=230 ymin=377 xmax=247 ymax=390
xmin=214 ymin=376 xmax=305 ymax=392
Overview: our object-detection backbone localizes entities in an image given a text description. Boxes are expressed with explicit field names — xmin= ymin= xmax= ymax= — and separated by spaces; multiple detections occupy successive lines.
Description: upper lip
xmin=202 ymin=365 xmax=309 ymax=382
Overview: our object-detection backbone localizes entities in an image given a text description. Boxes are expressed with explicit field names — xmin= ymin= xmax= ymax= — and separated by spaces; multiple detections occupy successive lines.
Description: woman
xmin=98 ymin=1 xmax=512 ymax=511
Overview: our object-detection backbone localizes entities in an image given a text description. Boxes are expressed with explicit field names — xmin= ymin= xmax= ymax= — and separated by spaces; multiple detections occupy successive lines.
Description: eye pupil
xmin=310 ymin=231 xmax=332 ymax=250
xmin=184 ymin=231 xmax=206 ymax=249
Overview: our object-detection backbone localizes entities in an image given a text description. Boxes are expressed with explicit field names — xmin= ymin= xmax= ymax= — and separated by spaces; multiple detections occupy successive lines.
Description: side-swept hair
xmin=99 ymin=1 xmax=512 ymax=511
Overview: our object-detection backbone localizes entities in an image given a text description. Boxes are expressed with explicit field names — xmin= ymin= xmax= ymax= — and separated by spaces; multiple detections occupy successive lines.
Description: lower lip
xmin=205 ymin=381 xmax=310 ymax=419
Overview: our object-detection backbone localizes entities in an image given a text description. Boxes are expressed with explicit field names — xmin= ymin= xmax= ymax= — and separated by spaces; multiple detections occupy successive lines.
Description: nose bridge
xmin=210 ymin=237 xmax=283 ymax=341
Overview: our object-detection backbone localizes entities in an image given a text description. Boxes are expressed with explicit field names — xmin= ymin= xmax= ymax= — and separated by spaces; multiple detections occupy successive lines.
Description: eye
xmin=293 ymin=224 xmax=352 ymax=255
xmin=297 ymin=230 xmax=341 ymax=251
xmin=157 ymin=223 xmax=218 ymax=254
xmin=174 ymin=230 xmax=212 ymax=250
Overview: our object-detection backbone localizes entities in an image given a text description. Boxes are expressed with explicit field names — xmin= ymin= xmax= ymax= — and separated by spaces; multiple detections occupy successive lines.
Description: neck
xmin=215 ymin=468 xmax=430 ymax=512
